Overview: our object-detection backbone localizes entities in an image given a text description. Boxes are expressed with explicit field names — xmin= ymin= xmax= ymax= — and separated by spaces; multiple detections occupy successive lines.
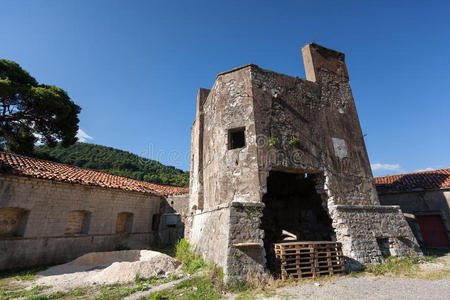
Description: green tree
xmin=0 ymin=59 xmax=81 ymax=155
xmin=36 ymin=142 xmax=190 ymax=187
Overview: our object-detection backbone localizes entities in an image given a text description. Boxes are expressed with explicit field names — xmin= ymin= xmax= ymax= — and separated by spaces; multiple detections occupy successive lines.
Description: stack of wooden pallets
xmin=274 ymin=241 xmax=345 ymax=280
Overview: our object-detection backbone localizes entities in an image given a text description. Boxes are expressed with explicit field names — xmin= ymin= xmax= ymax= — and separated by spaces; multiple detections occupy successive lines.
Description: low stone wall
xmin=0 ymin=232 xmax=155 ymax=270
xmin=186 ymin=203 xmax=231 ymax=275
xmin=331 ymin=205 xmax=422 ymax=270
xmin=187 ymin=202 xmax=422 ymax=280
xmin=186 ymin=202 xmax=266 ymax=281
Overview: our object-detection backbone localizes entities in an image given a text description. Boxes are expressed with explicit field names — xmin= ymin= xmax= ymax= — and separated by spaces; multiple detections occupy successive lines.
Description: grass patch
xmin=27 ymin=291 xmax=67 ymax=299
xmin=0 ymin=284 xmax=50 ymax=299
xmin=145 ymin=275 xmax=221 ymax=300
xmin=175 ymin=239 xmax=209 ymax=274
xmin=235 ymin=290 xmax=255 ymax=300
xmin=143 ymin=264 xmax=227 ymax=300
xmin=420 ymin=255 xmax=437 ymax=263
xmin=135 ymin=273 xmax=182 ymax=285
xmin=418 ymin=269 xmax=450 ymax=280
xmin=94 ymin=283 xmax=148 ymax=300
xmin=365 ymin=255 xmax=420 ymax=276
xmin=69 ymin=287 xmax=90 ymax=297
xmin=0 ymin=266 xmax=48 ymax=281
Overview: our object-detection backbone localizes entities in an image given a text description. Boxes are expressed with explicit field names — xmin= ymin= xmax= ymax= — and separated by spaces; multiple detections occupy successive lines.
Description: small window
xmin=228 ymin=127 xmax=246 ymax=149
xmin=0 ymin=208 xmax=29 ymax=237
xmin=65 ymin=210 xmax=90 ymax=234
xmin=116 ymin=212 xmax=134 ymax=233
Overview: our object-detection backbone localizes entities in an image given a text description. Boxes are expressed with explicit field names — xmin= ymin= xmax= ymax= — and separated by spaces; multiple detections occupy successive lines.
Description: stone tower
xmin=186 ymin=43 xmax=420 ymax=281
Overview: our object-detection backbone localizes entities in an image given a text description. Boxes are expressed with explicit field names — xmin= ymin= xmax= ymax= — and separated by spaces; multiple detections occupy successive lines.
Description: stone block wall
xmin=200 ymin=67 xmax=261 ymax=208
xmin=186 ymin=202 xmax=266 ymax=282
xmin=186 ymin=203 xmax=231 ymax=274
xmin=158 ymin=194 xmax=189 ymax=244
xmin=0 ymin=233 xmax=153 ymax=270
xmin=227 ymin=202 xmax=265 ymax=281
xmin=0 ymin=175 xmax=161 ymax=270
xmin=186 ymin=43 xmax=422 ymax=281
xmin=331 ymin=205 xmax=421 ymax=269
xmin=250 ymin=63 xmax=378 ymax=207
xmin=189 ymin=89 xmax=209 ymax=211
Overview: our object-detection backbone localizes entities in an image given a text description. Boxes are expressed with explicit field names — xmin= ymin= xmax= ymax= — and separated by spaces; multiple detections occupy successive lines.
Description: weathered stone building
xmin=0 ymin=151 xmax=187 ymax=270
xmin=186 ymin=43 xmax=421 ymax=281
xmin=158 ymin=193 xmax=189 ymax=244
xmin=375 ymin=168 xmax=450 ymax=247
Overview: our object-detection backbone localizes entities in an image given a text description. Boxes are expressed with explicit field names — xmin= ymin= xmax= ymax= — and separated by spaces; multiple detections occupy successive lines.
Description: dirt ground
xmin=233 ymin=249 xmax=450 ymax=300
xmin=258 ymin=276 xmax=450 ymax=299
xmin=1 ymin=248 xmax=449 ymax=299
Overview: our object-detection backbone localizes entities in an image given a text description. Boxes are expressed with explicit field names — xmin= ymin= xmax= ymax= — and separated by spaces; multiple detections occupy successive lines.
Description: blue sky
xmin=1 ymin=0 xmax=449 ymax=176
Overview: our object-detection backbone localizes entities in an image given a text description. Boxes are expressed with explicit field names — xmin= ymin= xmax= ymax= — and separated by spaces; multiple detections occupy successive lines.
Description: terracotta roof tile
xmin=374 ymin=168 xmax=450 ymax=194
xmin=0 ymin=151 xmax=189 ymax=196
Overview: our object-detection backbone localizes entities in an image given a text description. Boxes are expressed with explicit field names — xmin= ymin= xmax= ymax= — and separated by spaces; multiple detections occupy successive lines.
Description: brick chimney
xmin=301 ymin=43 xmax=349 ymax=83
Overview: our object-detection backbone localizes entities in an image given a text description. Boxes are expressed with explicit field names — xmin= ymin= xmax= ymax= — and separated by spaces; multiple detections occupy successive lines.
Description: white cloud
xmin=76 ymin=129 xmax=94 ymax=142
xmin=414 ymin=167 xmax=435 ymax=172
xmin=371 ymin=163 xmax=401 ymax=171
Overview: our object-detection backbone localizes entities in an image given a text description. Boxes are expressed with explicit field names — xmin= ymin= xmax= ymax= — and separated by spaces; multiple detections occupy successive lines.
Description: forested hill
xmin=35 ymin=143 xmax=189 ymax=187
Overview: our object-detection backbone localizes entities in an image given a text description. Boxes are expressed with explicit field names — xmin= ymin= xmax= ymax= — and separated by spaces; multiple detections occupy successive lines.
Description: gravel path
xmin=123 ymin=277 xmax=186 ymax=300
xmin=259 ymin=276 xmax=450 ymax=300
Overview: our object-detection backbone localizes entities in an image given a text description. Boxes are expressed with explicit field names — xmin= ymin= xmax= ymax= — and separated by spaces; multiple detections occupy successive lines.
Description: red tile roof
xmin=374 ymin=168 xmax=450 ymax=194
xmin=0 ymin=151 xmax=188 ymax=196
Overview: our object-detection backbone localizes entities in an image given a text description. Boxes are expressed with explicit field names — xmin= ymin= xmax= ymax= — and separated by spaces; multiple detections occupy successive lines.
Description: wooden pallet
xmin=274 ymin=241 xmax=345 ymax=280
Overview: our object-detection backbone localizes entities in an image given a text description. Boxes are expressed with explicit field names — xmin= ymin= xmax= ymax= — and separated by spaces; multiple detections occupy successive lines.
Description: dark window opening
xmin=377 ymin=238 xmax=391 ymax=257
xmin=228 ymin=128 xmax=245 ymax=149
xmin=260 ymin=171 xmax=334 ymax=274
xmin=151 ymin=214 xmax=160 ymax=231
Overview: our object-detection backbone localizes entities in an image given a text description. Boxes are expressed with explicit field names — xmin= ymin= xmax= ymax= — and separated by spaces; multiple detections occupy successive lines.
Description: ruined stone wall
xmin=250 ymin=64 xmax=378 ymax=206
xmin=186 ymin=202 xmax=265 ymax=282
xmin=201 ymin=67 xmax=261 ymax=208
xmin=0 ymin=175 xmax=160 ymax=270
xmin=187 ymin=43 xmax=421 ymax=280
xmin=227 ymin=202 xmax=265 ymax=281
xmin=189 ymin=89 xmax=209 ymax=211
xmin=158 ymin=194 xmax=190 ymax=244
xmin=331 ymin=205 xmax=420 ymax=268
xmin=186 ymin=204 xmax=231 ymax=273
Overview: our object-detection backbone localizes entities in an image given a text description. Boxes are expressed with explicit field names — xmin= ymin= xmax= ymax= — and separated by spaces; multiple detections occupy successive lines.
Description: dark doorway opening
xmin=261 ymin=171 xmax=334 ymax=274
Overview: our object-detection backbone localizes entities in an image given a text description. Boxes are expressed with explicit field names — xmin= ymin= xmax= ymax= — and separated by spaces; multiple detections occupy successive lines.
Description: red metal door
xmin=416 ymin=215 xmax=450 ymax=247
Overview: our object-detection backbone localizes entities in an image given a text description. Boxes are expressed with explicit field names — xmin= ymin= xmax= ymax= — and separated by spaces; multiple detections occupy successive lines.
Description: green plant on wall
xmin=268 ymin=137 xmax=278 ymax=147
xmin=289 ymin=137 xmax=300 ymax=146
